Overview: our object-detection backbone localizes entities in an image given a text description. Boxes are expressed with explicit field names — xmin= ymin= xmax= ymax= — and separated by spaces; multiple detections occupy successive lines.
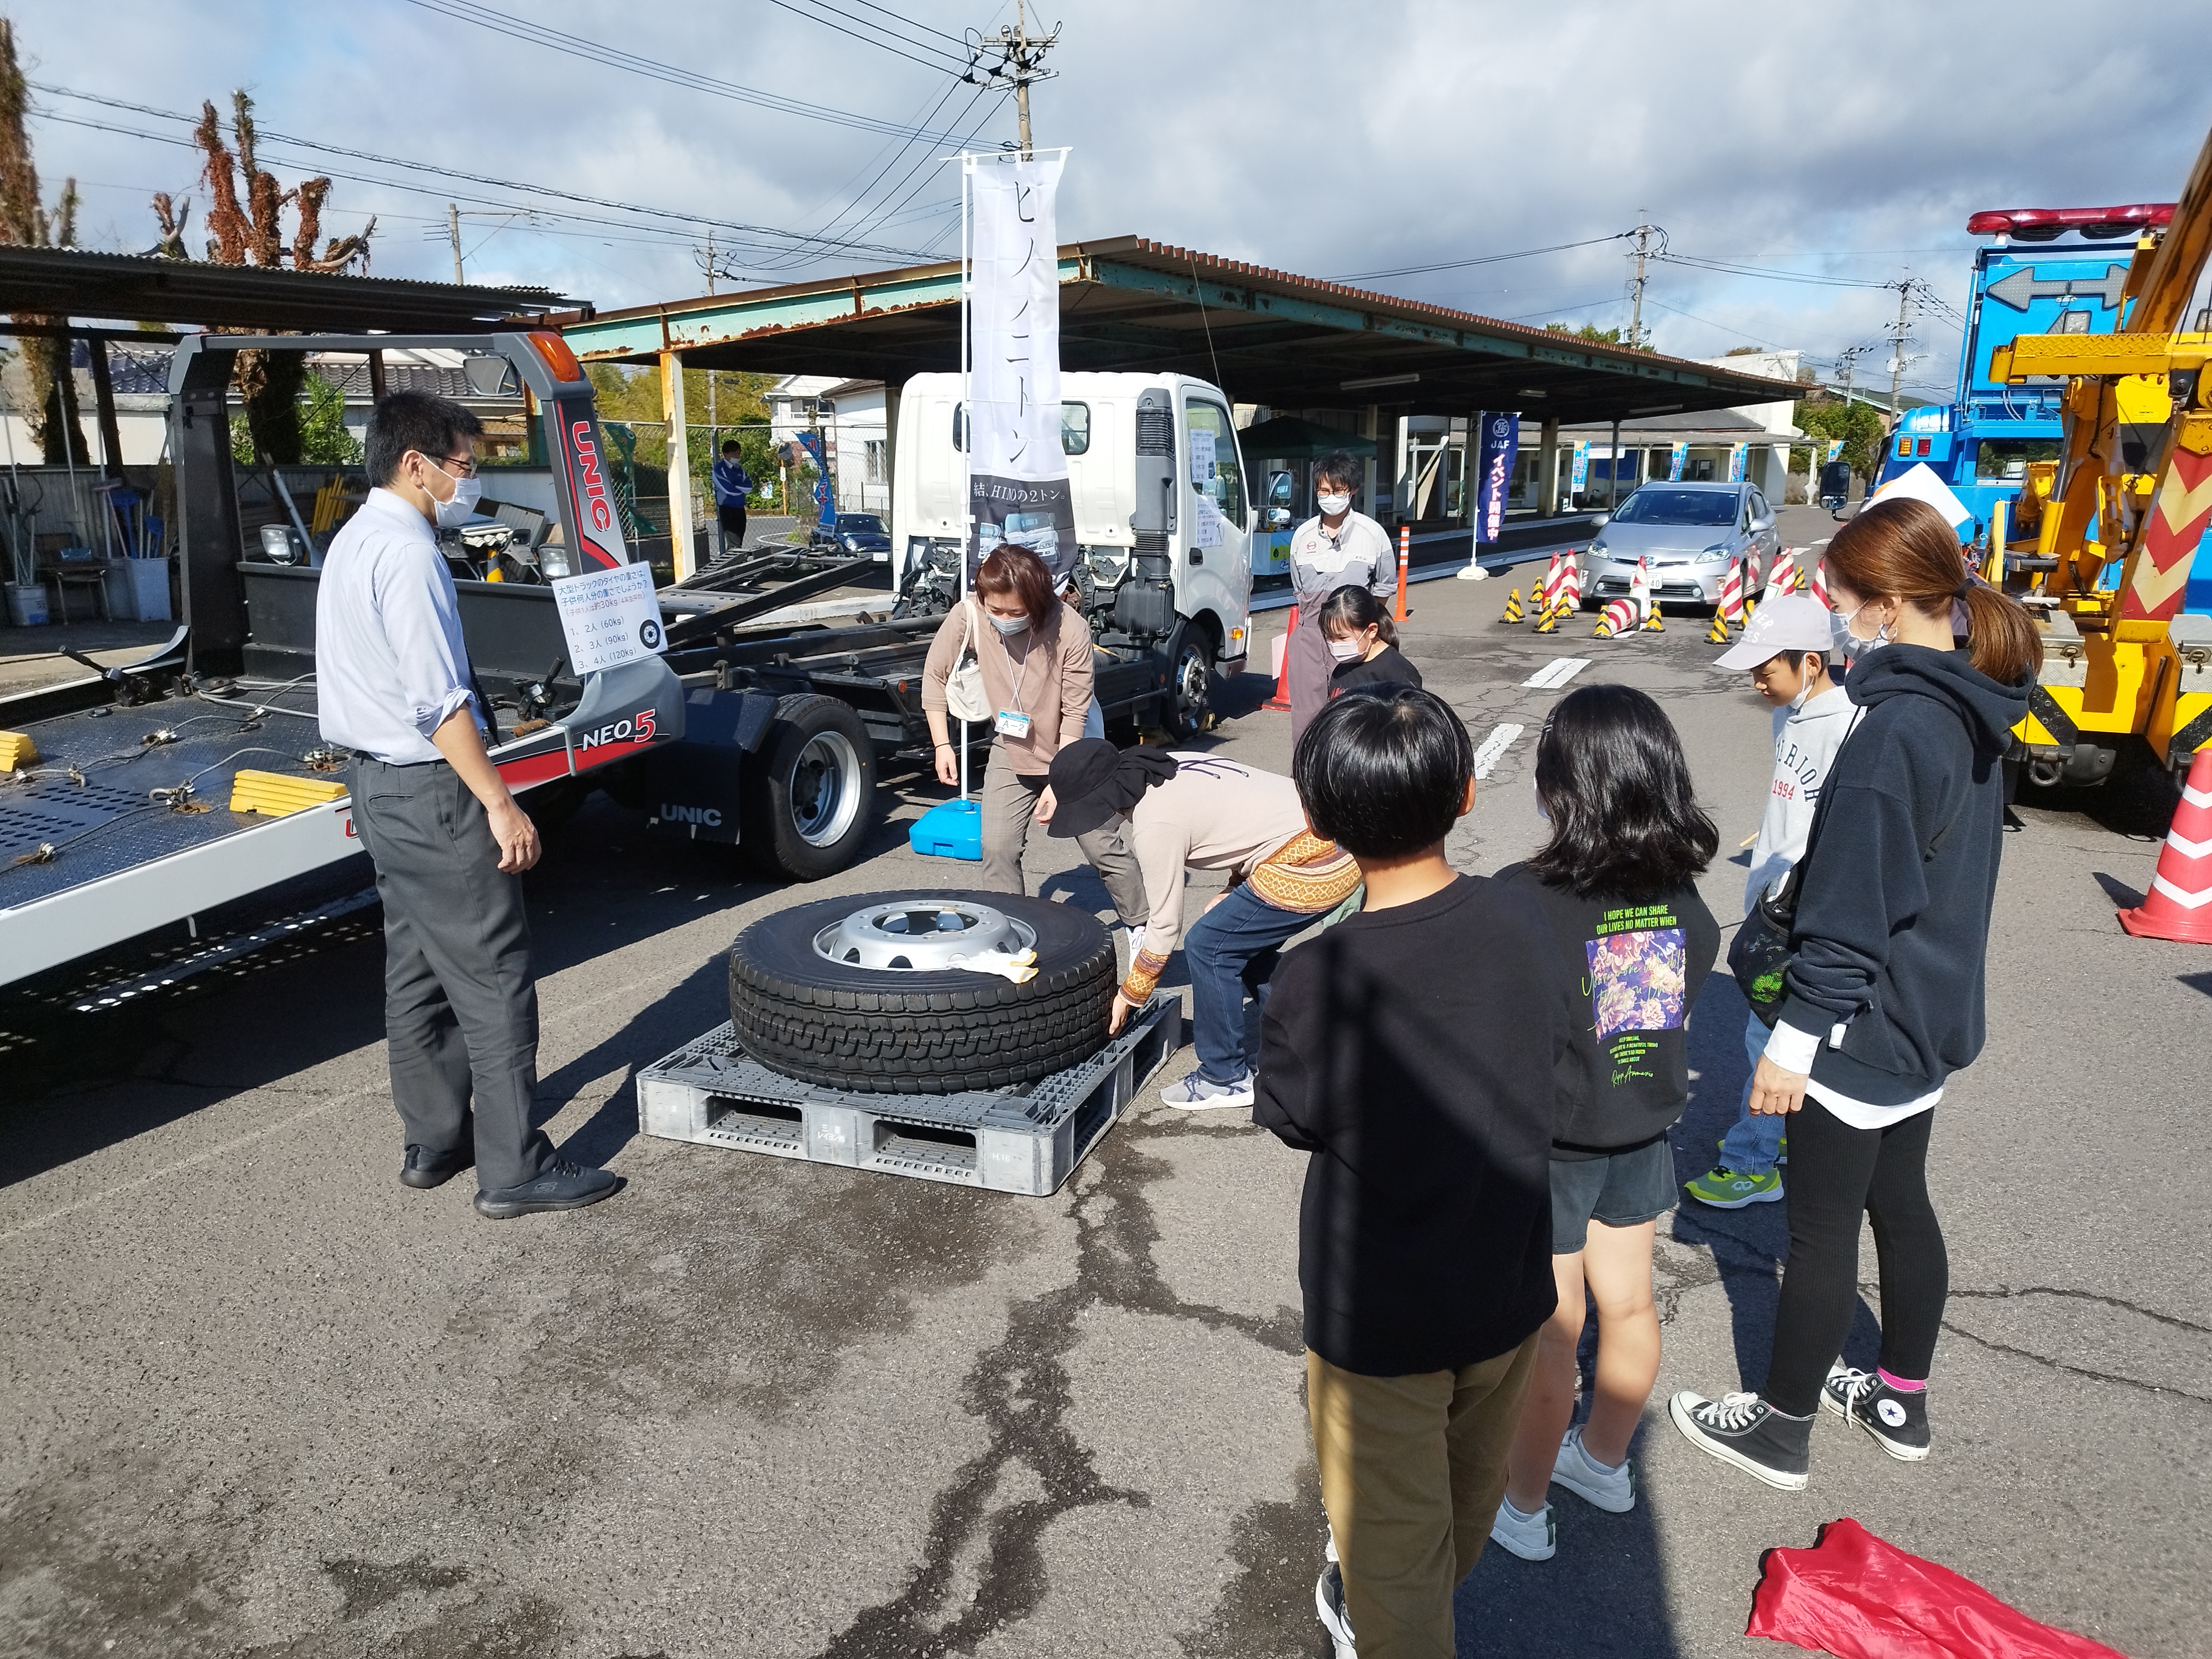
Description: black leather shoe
xmin=473 ymin=1159 xmax=623 ymax=1220
xmin=400 ymin=1141 xmax=475 ymax=1190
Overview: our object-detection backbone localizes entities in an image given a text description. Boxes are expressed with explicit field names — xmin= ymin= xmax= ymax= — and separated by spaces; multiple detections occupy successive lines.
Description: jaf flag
xmin=1668 ymin=441 xmax=1687 ymax=481
xmin=1475 ymin=412 xmax=1520 ymax=544
xmin=1728 ymin=442 xmax=1749 ymax=483
xmin=1570 ymin=439 xmax=1590 ymax=494
xmin=965 ymin=152 xmax=1075 ymax=585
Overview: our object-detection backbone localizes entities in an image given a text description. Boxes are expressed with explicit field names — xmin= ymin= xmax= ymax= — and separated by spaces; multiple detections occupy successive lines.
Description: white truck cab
xmin=890 ymin=372 xmax=1253 ymax=709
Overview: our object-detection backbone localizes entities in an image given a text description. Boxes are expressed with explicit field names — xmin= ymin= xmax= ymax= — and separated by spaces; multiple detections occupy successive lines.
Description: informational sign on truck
xmin=552 ymin=562 xmax=666 ymax=674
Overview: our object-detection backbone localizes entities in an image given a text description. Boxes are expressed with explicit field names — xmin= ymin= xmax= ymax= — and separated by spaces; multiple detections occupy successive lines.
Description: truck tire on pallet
xmin=727 ymin=890 xmax=1117 ymax=1093
xmin=740 ymin=693 xmax=879 ymax=881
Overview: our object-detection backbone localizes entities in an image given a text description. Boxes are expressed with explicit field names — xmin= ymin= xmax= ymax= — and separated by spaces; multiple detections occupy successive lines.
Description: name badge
xmin=995 ymin=709 xmax=1031 ymax=739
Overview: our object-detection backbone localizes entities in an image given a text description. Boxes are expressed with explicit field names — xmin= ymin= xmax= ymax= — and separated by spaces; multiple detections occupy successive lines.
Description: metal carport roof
xmin=0 ymin=246 xmax=586 ymax=333
xmin=561 ymin=235 xmax=1802 ymax=424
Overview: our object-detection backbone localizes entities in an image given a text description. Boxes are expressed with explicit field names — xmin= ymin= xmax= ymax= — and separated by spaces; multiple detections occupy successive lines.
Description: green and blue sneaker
xmin=1683 ymin=1165 xmax=1783 ymax=1208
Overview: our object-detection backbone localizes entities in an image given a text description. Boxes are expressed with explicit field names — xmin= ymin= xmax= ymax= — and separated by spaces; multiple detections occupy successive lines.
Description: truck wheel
xmin=740 ymin=693 xmax=879 ymax=881
xmin=727 ymin=890 xmax=1117 ymax=1093
xmin=1165 ymin=621 xmax=1215 ymax=736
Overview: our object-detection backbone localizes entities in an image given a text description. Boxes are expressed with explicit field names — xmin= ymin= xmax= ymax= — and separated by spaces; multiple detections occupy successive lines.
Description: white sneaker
xmin=1551 ymin=1426 xmax=1635 ymax=1513
xmin=1488 ymin=1496 xmax=1556 ymax=1561
xmin=1159 ymin=1068 xmax=1255 ymax=1109
xmin=1314 ymin=1562 xmax=1356 ymax=1656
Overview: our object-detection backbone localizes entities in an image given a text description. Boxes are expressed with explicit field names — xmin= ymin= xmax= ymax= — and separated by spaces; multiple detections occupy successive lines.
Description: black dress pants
xmin=349 ymin=758 xmax=552 ymax=1192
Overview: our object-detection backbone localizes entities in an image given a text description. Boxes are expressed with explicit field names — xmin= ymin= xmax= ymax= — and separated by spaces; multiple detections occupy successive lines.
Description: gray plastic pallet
xmin=635 ymin=992 xmax=1180 ymax=1195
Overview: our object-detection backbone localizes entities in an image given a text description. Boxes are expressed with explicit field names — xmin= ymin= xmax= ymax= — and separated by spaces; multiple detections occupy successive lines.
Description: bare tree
xmin=0 ymin=17 xmax=90 ymax=465
xmin=171 ymin=90 xmax=378 ymax=463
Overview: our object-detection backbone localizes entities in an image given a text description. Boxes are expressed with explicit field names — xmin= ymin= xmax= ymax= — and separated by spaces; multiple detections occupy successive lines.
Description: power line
xmin=392 ymin=0 xmax=978 ymax=146
xmin=1335 ymin=233 xmax=1631 ymax=283
xmin=845 ymin=0 xmax=972 ymax=48
xmin=757 ymin=0 xmax=975 ymax=74
xmin=30 ymin=87 xmax=939 ymax=266
xmin=1657 ymin=251 xmax=1893 ymax=290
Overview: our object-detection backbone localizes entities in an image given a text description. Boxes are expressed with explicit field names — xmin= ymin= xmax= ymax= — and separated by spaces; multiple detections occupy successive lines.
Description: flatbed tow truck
xmin=0 ymin=330 xmax=1226 ymax=999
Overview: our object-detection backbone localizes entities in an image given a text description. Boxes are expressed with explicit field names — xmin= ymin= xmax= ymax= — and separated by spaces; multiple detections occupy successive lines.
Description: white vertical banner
xmin=966 ymin=150 xmax=1076 ymax=586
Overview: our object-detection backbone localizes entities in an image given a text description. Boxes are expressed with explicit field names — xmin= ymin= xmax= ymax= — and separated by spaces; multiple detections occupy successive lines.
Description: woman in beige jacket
xmin=921 ymin=546 xmax=1146 ymax=926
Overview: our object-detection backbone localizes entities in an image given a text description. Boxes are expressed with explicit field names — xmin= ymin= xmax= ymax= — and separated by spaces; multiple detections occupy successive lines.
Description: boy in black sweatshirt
xmin=1256 ymin=686 xmax=1576 ymax=1659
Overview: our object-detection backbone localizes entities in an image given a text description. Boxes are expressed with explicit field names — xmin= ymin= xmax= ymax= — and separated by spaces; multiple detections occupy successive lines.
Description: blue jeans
xmin=1184 ymin=883 xmax=1314 ymax=1082
xmin=1719 ymin=1010 xmax=1788 ymax=1176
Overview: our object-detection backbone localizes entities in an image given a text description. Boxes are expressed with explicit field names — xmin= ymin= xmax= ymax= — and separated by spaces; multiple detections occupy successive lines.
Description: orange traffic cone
xmin=1263 ymin=603 xmax=1298 ymax=711
xmin=2119 ymin=749 xmax=2212 ymax=942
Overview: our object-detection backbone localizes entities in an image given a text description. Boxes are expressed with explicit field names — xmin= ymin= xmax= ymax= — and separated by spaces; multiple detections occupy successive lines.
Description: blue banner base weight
xmin=909 ymin=798 xmax=984 ymax=861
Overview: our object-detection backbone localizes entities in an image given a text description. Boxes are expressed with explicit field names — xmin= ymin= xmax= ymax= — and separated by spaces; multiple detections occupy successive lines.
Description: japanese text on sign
xmin=551 ymin=562 xmax=666 ymax=675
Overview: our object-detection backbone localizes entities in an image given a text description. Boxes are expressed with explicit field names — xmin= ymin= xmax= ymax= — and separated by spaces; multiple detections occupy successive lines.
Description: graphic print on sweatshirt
xmin=1584 ymin=902 xmax=1689 ymax=1085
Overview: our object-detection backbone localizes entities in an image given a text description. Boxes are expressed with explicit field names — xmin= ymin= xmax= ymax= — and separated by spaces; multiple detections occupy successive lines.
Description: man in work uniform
xmin=712 ymin=438 xmax=753 ymax=557
xmin=1285 ymin=448 xmax=1396 ymax=747
xmin=316 ymin=389 xmax=621 ymax=1220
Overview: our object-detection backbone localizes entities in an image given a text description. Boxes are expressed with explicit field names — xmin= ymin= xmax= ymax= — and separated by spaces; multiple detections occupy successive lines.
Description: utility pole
xmin=1887 ymin=279 xmax=1916 ymax=414
xmin=1626 ymin=213 xmax=1656 ymax=352
xmin=447 ymin=203 xmax=463 ymax=284
xmin=973 ymin=0 xmax=1061 ymax=158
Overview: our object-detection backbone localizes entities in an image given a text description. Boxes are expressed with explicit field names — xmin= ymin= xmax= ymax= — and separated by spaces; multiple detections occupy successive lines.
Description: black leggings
xmin=1762 ymin=1100 xmax=1948 ymax=1416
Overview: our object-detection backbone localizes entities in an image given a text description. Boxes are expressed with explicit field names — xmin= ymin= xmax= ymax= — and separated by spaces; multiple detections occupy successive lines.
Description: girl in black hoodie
xmin=1671 ymin=498 xmax=2039 ymax=1491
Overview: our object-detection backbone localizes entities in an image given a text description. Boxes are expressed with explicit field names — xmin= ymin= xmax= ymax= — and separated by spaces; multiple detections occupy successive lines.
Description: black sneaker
xmin=473 ymin=1159 xmax=623 ymax=1220
xmin=1314 ymin=1562 xmax=1356 ymax=1657
xmin=1668 ymin=1390 xmax=1812 ymax=1490
xmin=400 ymin=1140 xmax=474 ymax=1190
xmin=1822 ymin=1363 xmax=1931 ymax=1461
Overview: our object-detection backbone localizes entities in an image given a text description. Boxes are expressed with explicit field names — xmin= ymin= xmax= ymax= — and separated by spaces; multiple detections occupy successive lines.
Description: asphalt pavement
xmin=4 ymin=505 xmax=2206 ymax=1657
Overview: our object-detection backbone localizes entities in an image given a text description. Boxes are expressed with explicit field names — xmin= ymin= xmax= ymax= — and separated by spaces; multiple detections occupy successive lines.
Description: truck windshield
xmin=1609 ymin=488 xmax=1739 ymax=527
xmin=1975 ymin=440 xmax=2062 ymax=479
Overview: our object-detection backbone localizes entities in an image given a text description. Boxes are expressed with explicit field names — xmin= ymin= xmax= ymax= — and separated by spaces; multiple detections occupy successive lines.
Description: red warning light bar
xmin=1966 ymin=204 xmax=2176 ymax=242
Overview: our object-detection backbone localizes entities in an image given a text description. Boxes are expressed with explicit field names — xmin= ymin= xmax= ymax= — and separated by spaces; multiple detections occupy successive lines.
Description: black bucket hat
xmin=1044 ymin=740 xmax=1178 ymax=839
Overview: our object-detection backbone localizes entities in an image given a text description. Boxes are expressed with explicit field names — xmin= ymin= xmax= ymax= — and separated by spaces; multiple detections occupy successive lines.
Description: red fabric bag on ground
xmin=1747 ymin=1518 xmax=2129 ymax=1659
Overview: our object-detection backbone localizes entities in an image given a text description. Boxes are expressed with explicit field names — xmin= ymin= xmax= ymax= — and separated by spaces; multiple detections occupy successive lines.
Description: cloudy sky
xmin=18 ymin=0 xmax=2212 ymax=399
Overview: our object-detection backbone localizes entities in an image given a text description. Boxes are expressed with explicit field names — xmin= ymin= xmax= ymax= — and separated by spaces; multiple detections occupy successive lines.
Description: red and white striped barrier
xmin=1719 ymin=557 xmax=1746 ymax=625
xmin=1594 ymin=597 xmax=1638 ymax=638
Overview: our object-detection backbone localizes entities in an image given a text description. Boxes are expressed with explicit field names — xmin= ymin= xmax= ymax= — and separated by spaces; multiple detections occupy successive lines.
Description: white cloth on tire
xmin=953 ymin=947 xmax=1039 ymax=983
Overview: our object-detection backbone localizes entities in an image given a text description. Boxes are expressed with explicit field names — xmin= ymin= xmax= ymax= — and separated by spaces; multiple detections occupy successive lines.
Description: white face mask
xmin=1832 ymin=602 xmax=1891 ymax=660
xmin=1317 ymin=492 xmax=1352 ymax=517
xmin=1327 ymin=637 xmax=1365 ymax=662
xmin=987 ymin=611 xmax=1030 ymax=637
xmin=421 ymin=457 xmax=482 ymax=528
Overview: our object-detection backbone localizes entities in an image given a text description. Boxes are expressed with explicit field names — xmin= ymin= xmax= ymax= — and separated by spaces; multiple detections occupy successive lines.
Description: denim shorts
xmin=1548 ymin=1139 xmax=1677 ymax=1254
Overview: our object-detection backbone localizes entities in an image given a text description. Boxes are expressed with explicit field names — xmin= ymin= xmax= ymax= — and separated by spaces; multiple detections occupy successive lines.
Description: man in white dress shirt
xmin=317 ymin=389 xmax=620 ymax=1219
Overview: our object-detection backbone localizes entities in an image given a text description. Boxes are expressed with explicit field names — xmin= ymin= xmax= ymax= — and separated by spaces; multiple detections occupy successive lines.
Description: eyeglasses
xmin=416 ymin=450 xmax=478 ymax=479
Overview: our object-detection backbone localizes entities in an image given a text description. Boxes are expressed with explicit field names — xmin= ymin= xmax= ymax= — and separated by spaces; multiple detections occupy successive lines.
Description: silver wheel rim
xmin=813 ymin=898 xmax=1037 ymax=970
xmin=790 ymin=730 xmax=863 ymax=848
xmin=1176 ymin=639 xmax=1210 ymax=713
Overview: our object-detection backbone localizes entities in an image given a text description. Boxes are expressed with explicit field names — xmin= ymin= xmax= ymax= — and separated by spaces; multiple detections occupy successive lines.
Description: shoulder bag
xmin=945 ymin=598 xmax=992 ymax=723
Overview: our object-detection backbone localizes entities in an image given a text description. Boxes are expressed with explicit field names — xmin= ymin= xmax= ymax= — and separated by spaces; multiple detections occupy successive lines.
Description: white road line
xmin=1521 ymin=657 xmax=1589 ymax=690
xmin=1473 ymin=723 xmax=1524 ymax=779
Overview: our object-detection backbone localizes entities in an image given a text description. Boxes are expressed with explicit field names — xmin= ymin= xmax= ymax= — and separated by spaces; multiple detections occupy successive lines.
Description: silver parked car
xmin=1577 ymin=482 xmax=1777 ymax=608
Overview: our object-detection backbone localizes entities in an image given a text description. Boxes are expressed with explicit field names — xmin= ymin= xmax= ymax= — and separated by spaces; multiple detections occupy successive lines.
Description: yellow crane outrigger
xmin=1986 ymin=122 xmax=2212 ymax=785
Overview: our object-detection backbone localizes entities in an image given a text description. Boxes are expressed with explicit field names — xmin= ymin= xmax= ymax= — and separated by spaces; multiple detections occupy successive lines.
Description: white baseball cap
xmin=1714 ymin=593 xmax=1834 ymax=670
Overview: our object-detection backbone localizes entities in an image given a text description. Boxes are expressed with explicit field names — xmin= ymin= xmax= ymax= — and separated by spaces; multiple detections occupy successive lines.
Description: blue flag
xmin=1475 ymin=413 xmax=1520 ymax=544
